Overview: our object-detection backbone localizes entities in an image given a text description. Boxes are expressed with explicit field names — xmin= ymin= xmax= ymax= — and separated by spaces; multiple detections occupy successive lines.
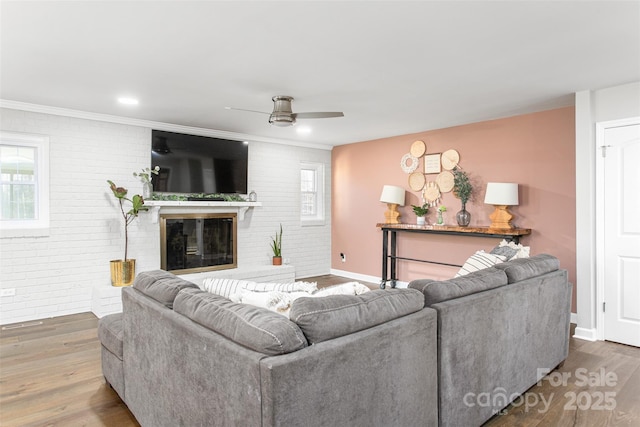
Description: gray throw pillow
xmin=490 ymin=244 xmax=519 ymax=259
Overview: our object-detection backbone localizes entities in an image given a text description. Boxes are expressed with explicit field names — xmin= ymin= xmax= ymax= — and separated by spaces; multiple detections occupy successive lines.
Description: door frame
xmin=595 ymin=117 xmax=640 ymax=341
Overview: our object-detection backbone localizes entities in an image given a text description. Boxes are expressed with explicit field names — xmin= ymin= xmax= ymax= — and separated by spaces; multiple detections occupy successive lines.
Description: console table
xmin=377 ymin=223 xmax=532 ymax=289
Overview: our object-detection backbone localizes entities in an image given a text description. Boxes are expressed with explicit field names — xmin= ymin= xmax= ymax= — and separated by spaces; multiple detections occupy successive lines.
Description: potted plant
xmin=133 ymin=166 xmax=159 ymax=199
xmin=437 ymin=205 xmax=447 ymax=225
xmin=453 ymin=167 xmax=473 ymax=226
xmin=270 ymin=224 xmax=283 ymax=265
xmin=107 ymin=180 xmax=150 ymax=286
xmin=411 ymin=203 xmax=429 ymax=225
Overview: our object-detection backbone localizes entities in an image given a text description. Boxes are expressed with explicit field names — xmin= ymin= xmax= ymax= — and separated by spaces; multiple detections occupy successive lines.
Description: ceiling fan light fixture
xmin=269 ymin=113 xmax=296 ymax=127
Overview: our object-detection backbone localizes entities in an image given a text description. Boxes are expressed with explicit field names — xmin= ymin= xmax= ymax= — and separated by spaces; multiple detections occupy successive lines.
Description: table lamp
xmin=379 ymin=185 xmax=405 ymax=224
xmin=484 ymin=182 xmax=519 ymax=229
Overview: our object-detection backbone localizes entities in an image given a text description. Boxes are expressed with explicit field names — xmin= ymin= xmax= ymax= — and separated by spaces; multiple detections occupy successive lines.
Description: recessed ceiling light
xmin=296 ymin=126 xmax=312 ymax=135
xmin=118 ymin=97 xmax=139 ymax=105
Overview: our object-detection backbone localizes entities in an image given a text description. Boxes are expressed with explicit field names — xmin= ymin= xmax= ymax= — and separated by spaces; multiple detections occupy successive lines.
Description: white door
xmin=603 ymin=123 xmax=640 ymax=347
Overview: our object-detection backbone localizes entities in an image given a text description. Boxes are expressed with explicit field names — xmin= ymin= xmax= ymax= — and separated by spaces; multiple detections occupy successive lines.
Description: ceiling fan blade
xmin=294 ymin=112 xmax=344 ymax=119
xmin=225 ymin=106 xmax=270 ymax=115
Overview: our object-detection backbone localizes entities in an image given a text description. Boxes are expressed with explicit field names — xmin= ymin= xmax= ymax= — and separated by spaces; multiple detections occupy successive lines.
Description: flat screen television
xmin=151 ymin=130 xmax=248 ymax=195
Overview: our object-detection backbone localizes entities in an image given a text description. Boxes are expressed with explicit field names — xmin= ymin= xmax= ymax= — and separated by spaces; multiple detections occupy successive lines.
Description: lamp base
xmin=488 ymin=205 xmax=514 ymax=230
xmin=384 ymin=203 xmax=401 ymax=224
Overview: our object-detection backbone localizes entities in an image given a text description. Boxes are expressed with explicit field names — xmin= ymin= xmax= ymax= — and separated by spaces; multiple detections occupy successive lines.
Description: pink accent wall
xmin=332 ymin=107 xmax=576 ymax=311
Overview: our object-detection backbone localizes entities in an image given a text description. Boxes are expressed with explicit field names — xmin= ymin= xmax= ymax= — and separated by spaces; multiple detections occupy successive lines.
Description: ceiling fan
xmin=226 ymin=96 xmax=344 ymax=127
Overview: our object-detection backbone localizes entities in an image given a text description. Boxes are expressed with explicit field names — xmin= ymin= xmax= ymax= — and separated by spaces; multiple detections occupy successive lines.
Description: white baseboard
xmin=329 ymin=269 xmax=408 ymax=288
xmin=573 ymin=326 xmax=598 ymax=341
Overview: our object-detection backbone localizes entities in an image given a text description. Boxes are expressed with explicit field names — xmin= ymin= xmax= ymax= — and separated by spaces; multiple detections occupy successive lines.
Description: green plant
xmin=133 ymin=166 xmax=159 ymax=184
xmin=411 ymin=203 xmax=429 ymax=217
xmin=270 ymin=224 xmax=283 ymax=257
xmin=438 ymin=205 xmax=447 ymax=213
xmin=108 ymin=180 xmax=149 ymax=261
xmin=453 ymin=167 xmax=473 ymax=205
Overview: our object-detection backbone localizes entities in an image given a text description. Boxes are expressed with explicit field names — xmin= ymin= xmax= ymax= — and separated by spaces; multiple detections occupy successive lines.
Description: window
xmin=300 ymin=162 xmax=325 ymax=226
xmin=0 ymin=132 xmax=50 ymax=237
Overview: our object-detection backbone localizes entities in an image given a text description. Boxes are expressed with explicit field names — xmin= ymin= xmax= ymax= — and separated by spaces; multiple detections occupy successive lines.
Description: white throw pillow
xmin=312 ymin=282 xmax=371 ymax=297
xmin=201 ymin=278 xmax=254 ymax=298
xmin=201 ymin=278 xmax=317 ymax=298
xmin=243 ymin=281 xmax=318 ymax=294
xmin=231 ymin=282 xmax=371 ymax=318
xmin=455 ymin=250 xmax=507 ymax=277
xmin=497 ymin=239 xmax=530 ymax=260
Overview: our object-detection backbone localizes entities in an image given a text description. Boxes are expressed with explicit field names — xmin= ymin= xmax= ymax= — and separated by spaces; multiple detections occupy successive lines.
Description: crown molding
xmin=0 ymin=99 xmax=333 ymax=151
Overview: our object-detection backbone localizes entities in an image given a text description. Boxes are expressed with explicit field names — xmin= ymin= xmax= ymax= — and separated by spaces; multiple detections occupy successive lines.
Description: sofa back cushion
xmin=493 ymin=253 xmax=559 ymax=283
xmin=289 ymin=289 xmax=424 ymax=344
xmin=133 ymin=270 xmax=199 ymax=309
xmin=408 ymin=267 xmax=508 ymax=306
xmin=174 ymin=288 xmax=308 ymax=355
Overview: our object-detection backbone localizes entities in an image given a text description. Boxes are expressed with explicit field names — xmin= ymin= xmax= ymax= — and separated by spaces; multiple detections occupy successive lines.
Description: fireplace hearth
xmin=160 ymin=213 xmax=237 ymax=274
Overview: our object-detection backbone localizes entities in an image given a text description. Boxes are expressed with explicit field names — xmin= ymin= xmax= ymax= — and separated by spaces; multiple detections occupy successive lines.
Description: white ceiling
xmin=1 ymin=1 xmax=639 ymax=148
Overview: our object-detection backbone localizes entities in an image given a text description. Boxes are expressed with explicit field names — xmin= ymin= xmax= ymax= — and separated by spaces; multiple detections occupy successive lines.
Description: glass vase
xmin=437 ymin=211 xmax=444 ymax=225
xmin=456 ymin=204 xmax=471 ymax=227
xmin=142 ymin=181 xmax=153 ymax=199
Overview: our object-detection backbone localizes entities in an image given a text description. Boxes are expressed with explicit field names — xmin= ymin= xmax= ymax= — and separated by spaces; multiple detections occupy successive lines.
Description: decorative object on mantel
xmin=452 ymin=167 xmax=473 ymax=227
xmin=248 ymin=190 xmax=257 ymax=202
xmin=150 ymin=193 xmax=247 ymax=202
xmin=437 ymin=205 xmax=447 ymax=225
xmin=133 ymin=166 xmax=159 ymax=199
xmin=379 ymin=185 xmax=405 ymax=224
xmin=435 ymin=170 xmax=455 ymax=193
xmin=423 ymin=181 xmax=441 ymax=207
xmin=411 ymin=203 xmax=429 ymax=225
xmin=400 ymin=153 xmax=419 ymax=173
xmin=441 ymin=149 xmax=460 ymax=170
xmin=424 ymin=153 xmax=442 ymax=174
xmin=484 ymin=182 xmax=519 ymax=229
xmin=270 ymin=224 xmax=283 ymax=265
xmin=107 ymin=180 xmax=150 ymax=286
xmin=408 ymin=171 xmax=426 ymax=191
xmin=410 ymin=140 xmax=426 ymax=157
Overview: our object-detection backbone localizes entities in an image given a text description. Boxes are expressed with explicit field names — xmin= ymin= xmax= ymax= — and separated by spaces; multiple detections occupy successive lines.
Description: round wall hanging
xmin=435 ymin=170 xmax=455 ymax=193
xmin=400 ymin=153 xmax=419 ymax=173
xmin=408 ymin=171 xmax=426 ymax=191
xmin=423 ymin=181 xmax=441 ymax=204
xmin=441 ymin=149 xmax=460 ymax=170
xmin=410 ymin=140 xmax=426 ymax=158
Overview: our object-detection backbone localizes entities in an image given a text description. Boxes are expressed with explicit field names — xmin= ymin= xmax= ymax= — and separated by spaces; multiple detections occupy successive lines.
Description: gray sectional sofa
xmin=98 ymin=253 xmax=571 ymax=427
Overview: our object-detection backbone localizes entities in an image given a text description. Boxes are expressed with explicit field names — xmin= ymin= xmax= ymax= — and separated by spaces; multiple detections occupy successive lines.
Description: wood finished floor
xmin=1 ymin=275 xmax=639 ymax=427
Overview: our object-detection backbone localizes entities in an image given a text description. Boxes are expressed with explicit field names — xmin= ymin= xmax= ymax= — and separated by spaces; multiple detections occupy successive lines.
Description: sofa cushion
xmin=133 ymin=270 xmax=199 ymax=309
xmin=408 ymin=267 xmax=508 ymax=306
xmin=289 ymin=289 xmax=424 ymax=344
xmin=97 ymin=313 xmax=124 ymax=359
xmin=174 ymin=288 xmax=308 ymax=355
xmin=493 ymin=253 xmax=559 ymax=283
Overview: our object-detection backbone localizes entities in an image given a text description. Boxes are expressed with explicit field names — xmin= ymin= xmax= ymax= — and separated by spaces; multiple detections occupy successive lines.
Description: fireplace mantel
xmin=145 ymin=200 xmax=262 ymax=223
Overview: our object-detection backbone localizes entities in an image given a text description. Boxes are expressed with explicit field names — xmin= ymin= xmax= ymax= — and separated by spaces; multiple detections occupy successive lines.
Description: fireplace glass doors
xmin=160 ymin=213 xmax=237 ymax=274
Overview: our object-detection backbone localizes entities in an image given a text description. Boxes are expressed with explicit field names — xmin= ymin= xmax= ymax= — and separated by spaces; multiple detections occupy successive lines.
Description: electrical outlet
xmin=0 ymin=288 xmax=16 ymax=297
xmin=340 ymin=253 xmax=346 ymax=263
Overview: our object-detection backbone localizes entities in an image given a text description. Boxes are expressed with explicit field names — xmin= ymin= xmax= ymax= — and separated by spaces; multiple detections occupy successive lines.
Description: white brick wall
xmin=0 ymin=108 xmax=331 ymax=325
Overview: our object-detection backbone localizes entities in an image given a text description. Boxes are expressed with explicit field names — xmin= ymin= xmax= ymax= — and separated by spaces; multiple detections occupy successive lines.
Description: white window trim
xmin=0 ymin=131 xmax=50 ymax=238
xmin=300 ymin=161 xmax=325 ymax=227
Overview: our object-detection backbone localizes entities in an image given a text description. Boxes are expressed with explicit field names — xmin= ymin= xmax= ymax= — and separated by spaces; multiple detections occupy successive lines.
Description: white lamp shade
xmin=484 ymin=182 xmax=519 ymax=206
xmin=379 ymin=185 xmax=405 ymax=206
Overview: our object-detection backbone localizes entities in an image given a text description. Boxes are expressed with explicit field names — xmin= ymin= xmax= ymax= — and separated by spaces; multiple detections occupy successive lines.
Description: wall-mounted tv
xmin=151 ymin=130 xmax=248 ymax=195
